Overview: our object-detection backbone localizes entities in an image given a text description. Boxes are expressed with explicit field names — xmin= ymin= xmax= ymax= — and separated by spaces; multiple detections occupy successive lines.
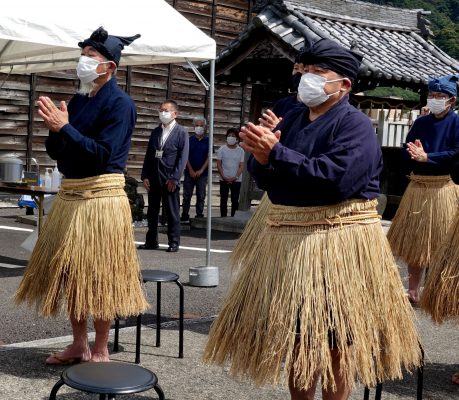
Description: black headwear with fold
xmin=78 ymin=27 xmax=141 ymax=66
xmin=299 ymin=38 xmax=362 ymax=83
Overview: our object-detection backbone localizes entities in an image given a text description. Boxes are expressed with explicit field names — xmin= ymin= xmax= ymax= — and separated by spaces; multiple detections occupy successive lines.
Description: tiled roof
xmin=206 ymin=0 xmax=459 ymax=90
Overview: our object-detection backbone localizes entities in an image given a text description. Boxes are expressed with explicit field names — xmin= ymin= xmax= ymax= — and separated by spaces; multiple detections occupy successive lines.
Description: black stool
xmin=363 ymin=342 xmax=424 ymax=400
xmin=48 ymin=362 xmax=165 ymax=399
xmin=114 ymin=269 xmax=184 ymax=363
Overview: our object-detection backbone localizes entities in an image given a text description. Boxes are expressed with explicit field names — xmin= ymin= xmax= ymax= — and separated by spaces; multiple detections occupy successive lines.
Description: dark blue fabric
xmin=146 ymin=182 xmax=181 ymax=247
xmin=78 ymin=27 xmax=140 ymax=66
xmin=450 ymin=151 xmax=459 ymax=183
xmin=46 ymin=78 xmax=136 ymax=179
xmin=141 ymin=123 xmax=189 ymax=186
xmin=271 ymin=95 xmax=304 ymax=119
xmin=428 ymin=75 xmax=458 ymax=97
xmin=402 ymin=110 xmax=459 ymax=175
xmin=248 ymin=95 xmax=382 ymax=206
xmin=186 ymin=135 xmax=209 ymax=176
xmin=182 ymin=174 xmax=207 ymax=217
xmin=299 ymin=38 xmax=362 ymax=82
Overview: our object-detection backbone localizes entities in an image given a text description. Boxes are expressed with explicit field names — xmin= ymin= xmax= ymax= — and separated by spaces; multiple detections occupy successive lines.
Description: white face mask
xmin=159 ymin=111 xmax=174 ymax=125
xmin=426 ymin=98 xmax=451 ymax=115
xmin=298 ymin=73 xmax=344 ymax=107
xmin=227 ymin=136 xmax=237 ymax=146
xmin=195 ymin=126 xmax=205 ymax=136
xmin=76 ymin=55 xmax=108 ymax=84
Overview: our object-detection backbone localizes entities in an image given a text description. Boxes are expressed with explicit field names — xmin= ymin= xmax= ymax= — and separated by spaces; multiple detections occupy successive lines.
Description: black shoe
xmin=166 ymin=245 xmax=179 ymax=253
xmin=180 ymin=215 xmax=190 ymax=222
xmin=195 ymin=214 xmax=204 ymax=218
xmin=137 ymin=243 xmax=159 ymax=250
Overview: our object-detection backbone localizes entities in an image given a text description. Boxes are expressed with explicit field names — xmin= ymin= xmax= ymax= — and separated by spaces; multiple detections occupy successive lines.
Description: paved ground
xmin=0 ymin=202 xmax=458 ymax=399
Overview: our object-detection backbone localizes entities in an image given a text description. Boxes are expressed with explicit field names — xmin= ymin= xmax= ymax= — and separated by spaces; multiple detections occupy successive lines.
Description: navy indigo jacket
xmin=249 ymin=95 xmax=382 ymax=206
xmin=46 ymin=77 xmax=137 ymax=179
xmin=402 ymin=110 xmax=459 ymax=176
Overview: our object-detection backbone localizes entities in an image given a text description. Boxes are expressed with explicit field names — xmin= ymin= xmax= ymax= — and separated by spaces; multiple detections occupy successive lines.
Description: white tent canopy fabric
xmin=0 ymin=0 xmax=216 ymax=74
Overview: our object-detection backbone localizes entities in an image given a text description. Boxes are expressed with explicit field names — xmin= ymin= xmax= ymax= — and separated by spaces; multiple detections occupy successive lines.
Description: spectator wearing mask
xmin=181 ymin=116 xmax=209 ymax=221
xmin=216 ymin=128 xmax=245 ymax=217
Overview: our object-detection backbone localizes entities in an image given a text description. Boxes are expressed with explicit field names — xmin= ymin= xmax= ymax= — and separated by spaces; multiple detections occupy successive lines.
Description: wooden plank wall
xmin=0 ymin=0 xmax=252 ymax=181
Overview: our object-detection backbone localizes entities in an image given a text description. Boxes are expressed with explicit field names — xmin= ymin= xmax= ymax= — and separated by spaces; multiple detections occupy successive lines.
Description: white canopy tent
xmin=0 ymin=0 xmax=218 ymax=279
xmin=0 ymin=0 xmax=215 ymax=73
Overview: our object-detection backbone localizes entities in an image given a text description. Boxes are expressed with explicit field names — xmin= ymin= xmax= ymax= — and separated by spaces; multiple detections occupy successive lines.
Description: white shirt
xmin=160 ymin=120 xmax=177 ymax=147
xmin=216 ymin=145 xmax=245 ymax=182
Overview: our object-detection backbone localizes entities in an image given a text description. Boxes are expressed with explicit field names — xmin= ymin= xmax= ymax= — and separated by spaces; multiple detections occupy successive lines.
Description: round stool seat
xmin=62 ymin=362 xmax=158 ymax=395
xmin=142 ymin=270 xmax=179 ymax=282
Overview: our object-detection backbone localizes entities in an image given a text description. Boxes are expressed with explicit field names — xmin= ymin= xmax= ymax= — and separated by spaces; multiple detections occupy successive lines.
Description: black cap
xmin=299 ymin=38 xmax=362 ymax=83
xmin=78 ymin=27 xmax=140 ymax=66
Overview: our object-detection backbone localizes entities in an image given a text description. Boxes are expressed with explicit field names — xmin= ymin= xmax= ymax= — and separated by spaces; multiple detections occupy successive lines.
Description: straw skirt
xmin=420 ymin=209 xmax=459 ymax=323
xmin=15 ymin=173 xmax=148 ymax=321
xmin=387 ymin=174 xmax=459 ymax=268
xmin=230 ymin=192 xmax=272 ymax=265
xmin=204 ymin=199 xmax=421 ymax=391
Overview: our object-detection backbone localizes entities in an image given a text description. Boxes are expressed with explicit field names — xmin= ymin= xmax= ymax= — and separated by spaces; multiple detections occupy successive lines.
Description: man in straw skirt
xmin=15 ymin=27 xmax=148 ymax=364
xmin=387 ymin=75 xmax=459 ymax=305
xmin=203 ymin=38 xmax=421 ymax=399
xmin=420 ymin=152 xmax=459 ymax=385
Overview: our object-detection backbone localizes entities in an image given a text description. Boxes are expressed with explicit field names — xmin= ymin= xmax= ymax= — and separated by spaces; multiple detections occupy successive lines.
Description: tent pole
xmin=188 ymin=59 xmax=219 ymax=287
xmin=206 ymin=59 xmax=215 ymax=267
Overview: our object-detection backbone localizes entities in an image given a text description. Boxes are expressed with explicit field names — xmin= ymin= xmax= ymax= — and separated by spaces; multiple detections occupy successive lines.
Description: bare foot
xmin=90 ymin=351 xmax=110 ymax=362
xmin=46 ymin=345 xmax=91 ymax=365
xmin=406 ymin=290 xmax=420 ymax=305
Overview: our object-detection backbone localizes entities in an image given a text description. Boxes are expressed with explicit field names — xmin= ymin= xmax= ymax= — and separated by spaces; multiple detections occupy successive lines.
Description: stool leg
xmin=48 ymin=379 xmax=65 ymax=400
xmin=417 ymin=344 xmax=424 ymax=400
xmin=135 ymin=314 xmax=142 ymax=364
xmin=363 ymin=387 xmax=370 ymax=400
xmin=156 ymin=282 xmax=161 ymax=347
xmin=154 ymin=383 xmax=166 ymax=400
xmin=375 ymin=382 xmax=382 ymax=400
xmin=113 ymin=318 xmax=120 ymax=352
xmin=176 ymin=279 xmax=184 ymax=358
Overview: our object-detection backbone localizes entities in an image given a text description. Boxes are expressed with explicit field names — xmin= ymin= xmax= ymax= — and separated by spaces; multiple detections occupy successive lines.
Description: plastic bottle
xmin=51 ymin=164 xmax=61 ymax=190
xmin=44 ymin=168 xmax=52 ymax=190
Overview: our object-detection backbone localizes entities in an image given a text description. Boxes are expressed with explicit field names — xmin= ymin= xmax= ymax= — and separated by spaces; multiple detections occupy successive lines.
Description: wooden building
xmin=1 ymin=0 xmax=458 ymax=193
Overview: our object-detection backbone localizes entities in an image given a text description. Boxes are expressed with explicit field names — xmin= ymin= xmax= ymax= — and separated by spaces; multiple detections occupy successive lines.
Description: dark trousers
xmin=146 ymin=183 xmax=181 ymax=247
xmin=219 ymin=181 xmax=241 ymax=217
xmin=182 ymin=174 xmax=207 ymax=217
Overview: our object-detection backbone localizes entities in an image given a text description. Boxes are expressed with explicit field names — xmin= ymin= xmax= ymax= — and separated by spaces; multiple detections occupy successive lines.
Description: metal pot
xmin=0 ymin=156 xmax=23 ymax=183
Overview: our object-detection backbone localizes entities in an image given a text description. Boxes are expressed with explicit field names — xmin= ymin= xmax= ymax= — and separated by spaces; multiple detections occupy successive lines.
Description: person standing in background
xmin=138 ymin=100 xmax=189 ymax=252
xmin=181 ymin=116 xmax=209 ymax=222
xmin=216 ymin=128 xmax=245 ymax=217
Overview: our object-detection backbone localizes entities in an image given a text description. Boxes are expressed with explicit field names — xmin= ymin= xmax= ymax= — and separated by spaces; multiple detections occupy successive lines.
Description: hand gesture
xmin=240 ymin=122 xmax=281 ymax=165
xmin=37 ymin=96 xmax=69 ymax=132
xmin=258 ymin=109 xmax=282 ymax=130
xmin=406 ymin=139 xmax=428 ymax=162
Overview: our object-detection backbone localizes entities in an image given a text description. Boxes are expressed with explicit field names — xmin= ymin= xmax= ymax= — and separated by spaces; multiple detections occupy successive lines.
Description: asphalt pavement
xmin=0 ymin=204 xmax=458 ymax=399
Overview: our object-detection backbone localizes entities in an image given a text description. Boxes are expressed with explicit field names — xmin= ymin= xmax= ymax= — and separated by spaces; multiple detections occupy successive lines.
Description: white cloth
xmin=160 ymin=120 xmax=177 ymax=147
xmin=216 ymin=145 xmax=245 ymax=182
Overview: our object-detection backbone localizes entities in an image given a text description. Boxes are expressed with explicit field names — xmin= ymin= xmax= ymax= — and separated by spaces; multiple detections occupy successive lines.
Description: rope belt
xmin=59 ymin=187 xmax=126 ymax=201
xmin=409 ymin=174 xmax=452 ymax=185
xmin=266 ymin=211 xmax=381 ymax=228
